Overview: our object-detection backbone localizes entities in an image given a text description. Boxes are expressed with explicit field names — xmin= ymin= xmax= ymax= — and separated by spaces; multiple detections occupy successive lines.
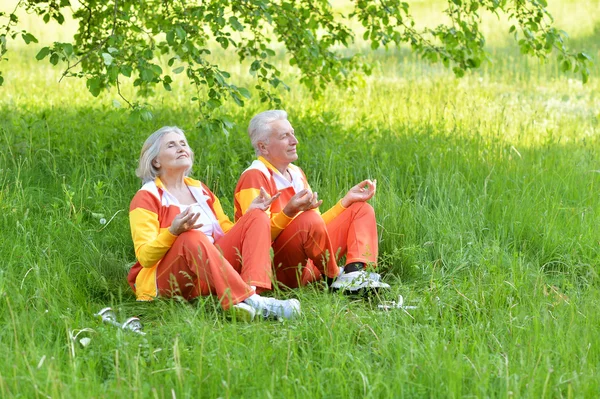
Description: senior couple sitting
xmin=127 ymin=110 xmax=389 ymax=322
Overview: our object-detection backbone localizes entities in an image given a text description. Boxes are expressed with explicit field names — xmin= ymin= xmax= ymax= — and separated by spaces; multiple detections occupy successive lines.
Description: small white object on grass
xmin=378 ymin=295 xmax=418 ymax=311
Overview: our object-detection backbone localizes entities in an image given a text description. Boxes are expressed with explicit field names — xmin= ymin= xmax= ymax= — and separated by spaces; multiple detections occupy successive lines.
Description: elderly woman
xmin=127 ymin=126 xmax=300 ymax=321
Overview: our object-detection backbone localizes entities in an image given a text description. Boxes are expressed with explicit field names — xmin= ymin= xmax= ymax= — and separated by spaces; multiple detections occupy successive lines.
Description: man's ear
xmin=258 ymin=143 xmax=268 ymax=154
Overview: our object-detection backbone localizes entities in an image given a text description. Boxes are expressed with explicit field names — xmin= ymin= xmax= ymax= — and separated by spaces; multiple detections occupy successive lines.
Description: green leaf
xmin=238 ymin=87 xmax=251 ymax=99
xmin=36 ymin=47 xmax=50 ymax=60
xmin=221 ymin=116 xmax=234 ymax=129
xmin=173 ymin=66 xmax=185 ymax=74
xmin=206 ymin=98 xmax=221 ymax=109
xmin=107 ymin=65 xmax=119 ymax=80
xmin=102 ymin=53 xmax=113 ymax=66
xmin=175 ymin=26 xmax=187 ymax=41
xmin=582 ymin=68 xmax=589 ymax=84
xmin=62 ymin=43 xmax=74 ymax=56
xmin=230 ymin=92 xmax=244 ymax=106
xmin=150 ymin=64 xmax=163 ymax=75
xmin=452 ymin=66 xmax=465 ymax=77
xmin=140 ymin=109 xmax=153 ymax=121
xmin=0 ymin=75 xmax=3 ymax=86
xmin=86 ymin=77 xmax=102 ymax=97
xmin=229 ymin=16 xmax=244 ymax=31
xmin=22 ymin=33 xmax=38 ymax=44
xmin=121 ymin=65 xmax=133 ymax=77
xmin=141 ymin=68 xmax=155 ymax=81
xmin=216 ymin=36 xmax=229 ymax=49
xmin=577 ymin=52 xmax=592 ymax=62
xmin=49 ymin=53 xmax=59 ymax=65
xmin=166 ymin=30 xmax=175 ymax=45
xmin=142 ymin=49 xmax=153 ymax=59
xmin=466 ymin=58 xmax=481 ymax=68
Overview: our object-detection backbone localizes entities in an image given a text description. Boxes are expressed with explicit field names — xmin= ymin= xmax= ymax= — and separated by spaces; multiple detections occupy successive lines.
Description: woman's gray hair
xmin=136 ymin=126 xmax=194 ymax=183
xmin=248 ymin=110 xmax=288 ymax=155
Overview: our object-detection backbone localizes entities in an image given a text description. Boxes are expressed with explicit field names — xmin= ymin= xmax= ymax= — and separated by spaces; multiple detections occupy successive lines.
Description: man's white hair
xmin=247 ymin=110 xmax=288 ymax=155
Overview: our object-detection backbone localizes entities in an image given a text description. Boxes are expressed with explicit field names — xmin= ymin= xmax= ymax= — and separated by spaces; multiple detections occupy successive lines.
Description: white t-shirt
xmin=163 ymin=190 xmax=224 ymax=243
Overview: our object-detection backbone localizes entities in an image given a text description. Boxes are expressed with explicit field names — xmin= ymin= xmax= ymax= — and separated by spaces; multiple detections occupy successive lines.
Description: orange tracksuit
xmin=128 ymin=177 xmax=272 ymax=309
xmin=234 ymin=156 xmax=378 ymax=288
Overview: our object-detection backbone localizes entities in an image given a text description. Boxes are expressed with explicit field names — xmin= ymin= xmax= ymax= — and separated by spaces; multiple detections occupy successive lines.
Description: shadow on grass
xmin=1 ymin=105 xmax=598 ymax=308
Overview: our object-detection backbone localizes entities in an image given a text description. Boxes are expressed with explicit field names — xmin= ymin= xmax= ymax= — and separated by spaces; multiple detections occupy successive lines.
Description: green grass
xmin=1 ymin=1 xmax=600 ymax=397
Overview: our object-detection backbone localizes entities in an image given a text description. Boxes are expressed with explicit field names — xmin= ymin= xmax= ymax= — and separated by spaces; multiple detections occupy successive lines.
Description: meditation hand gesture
xmin=169 ymin=207 xmax=204 ymax=236
xmin=283 ymin=189 xmax=323 ymax=218
xmin=341 ymin=179 xmax=377 ymax=208
xmin=249 ymin=187 xmax=281 ymax=211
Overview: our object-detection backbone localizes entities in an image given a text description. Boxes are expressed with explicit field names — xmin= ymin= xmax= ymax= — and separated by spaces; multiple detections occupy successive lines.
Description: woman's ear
xmin=153 ymin=159 xmax=160 ymax=168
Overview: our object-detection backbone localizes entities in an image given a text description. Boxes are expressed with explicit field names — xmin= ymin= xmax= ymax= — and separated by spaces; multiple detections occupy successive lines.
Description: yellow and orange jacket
xmin=127 ymin=177 xmax=234 ymax=300
xmin=234 ymin=156 xmax=346 ymax=241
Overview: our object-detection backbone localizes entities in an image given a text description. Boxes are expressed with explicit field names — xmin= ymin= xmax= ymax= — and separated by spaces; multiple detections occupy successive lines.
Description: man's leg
xmin=326 ymin=202 xmax=378 ymax=267
xmin=272 ymin=210 xmax=340 ymax=289
xmin=155 ymin=230 xmax=254 ymax=310
xmin=324 ymin=202 xmax=389 ymax=292
xmin=215 ymin=208 xmax=273 ymax=291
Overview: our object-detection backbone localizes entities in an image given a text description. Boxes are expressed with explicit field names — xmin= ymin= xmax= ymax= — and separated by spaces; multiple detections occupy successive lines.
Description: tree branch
xmin=58 ymin=0 xmax=119 ymax=82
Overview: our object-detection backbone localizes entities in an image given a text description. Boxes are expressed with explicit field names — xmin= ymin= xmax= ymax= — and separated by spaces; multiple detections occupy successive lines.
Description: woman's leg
xmin=155 ymin=230 xmax=253 ymax=310
xmin=215 ymin=208 xmax=273 ymax=291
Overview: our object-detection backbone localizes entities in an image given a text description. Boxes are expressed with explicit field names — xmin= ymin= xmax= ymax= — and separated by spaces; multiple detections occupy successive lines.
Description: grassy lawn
xmin=1 ymin=1 xmax=600 ymax=397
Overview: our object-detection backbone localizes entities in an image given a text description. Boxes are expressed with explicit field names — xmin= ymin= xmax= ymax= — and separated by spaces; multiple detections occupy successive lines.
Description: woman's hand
xmin=169 ymin=207 xmax=203 ymax=236
xmin=341 ymin=179 xmax=376 ymax=208
xmin=248 ymin=187 xmax=281 ymax=211
xmin=282 ymin=189 xmax=323 ymax=218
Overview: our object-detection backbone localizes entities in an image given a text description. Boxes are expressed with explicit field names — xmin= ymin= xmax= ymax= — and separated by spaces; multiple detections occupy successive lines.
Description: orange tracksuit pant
xmin=273 ymin=202 xmax=378 ymax=289
xmin=155 ymin=209 xmax=272 ymax=309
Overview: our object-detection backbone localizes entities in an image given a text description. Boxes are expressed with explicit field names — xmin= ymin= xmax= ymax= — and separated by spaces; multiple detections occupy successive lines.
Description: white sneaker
xmin=244 ymin=294 xmax=301 ymax=320
xmin=330 ymin=270 xmax=390 ymax=293
xmin=231 ymin=302 xmax=256 ymax=322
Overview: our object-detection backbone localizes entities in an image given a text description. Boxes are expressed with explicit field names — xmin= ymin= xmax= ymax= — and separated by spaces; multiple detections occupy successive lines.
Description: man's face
xmin=261 ymin=119 xmax=298 ymax=167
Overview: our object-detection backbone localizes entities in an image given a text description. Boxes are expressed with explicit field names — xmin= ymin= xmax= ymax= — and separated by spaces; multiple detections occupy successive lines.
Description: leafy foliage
xmin=0 ymin=0 xmax=593 ymax=121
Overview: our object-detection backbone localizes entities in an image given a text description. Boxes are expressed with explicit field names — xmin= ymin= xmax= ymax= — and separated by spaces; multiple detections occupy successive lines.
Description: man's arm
xmin=320 ymin=200 xmax=347 ymax=225
xmin=321 ymin=179 xmax=377 ymax=224
xmin=235 ymin=170 xmax=294 ymax=240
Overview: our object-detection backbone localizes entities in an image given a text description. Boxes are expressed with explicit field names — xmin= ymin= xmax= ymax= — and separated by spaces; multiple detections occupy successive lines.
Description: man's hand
xmin=283 ymin=189 xmax=323 ymax=218
xmin=169 ymin=207 xmax=203 ymax=236
xmin=341 ymin=179 xmax=377 ymax=208
xmin=248 ymin=187 xmax=281 ymax=211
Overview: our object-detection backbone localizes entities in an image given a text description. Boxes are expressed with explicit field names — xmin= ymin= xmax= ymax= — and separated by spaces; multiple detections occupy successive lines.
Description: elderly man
xmin=233 ymin=110 xmax=389 ymax=293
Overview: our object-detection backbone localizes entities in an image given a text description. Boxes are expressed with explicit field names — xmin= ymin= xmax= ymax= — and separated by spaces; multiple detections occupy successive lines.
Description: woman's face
xmin=153 ymin=132 xmax=193 ymax=175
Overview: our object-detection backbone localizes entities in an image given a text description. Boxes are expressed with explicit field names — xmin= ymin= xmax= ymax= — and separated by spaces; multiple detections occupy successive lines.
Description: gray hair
xmin=136 ymin=126 xmax=194 ymax=183
xmin=248 ymin=110 xmax=288 ymax=155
